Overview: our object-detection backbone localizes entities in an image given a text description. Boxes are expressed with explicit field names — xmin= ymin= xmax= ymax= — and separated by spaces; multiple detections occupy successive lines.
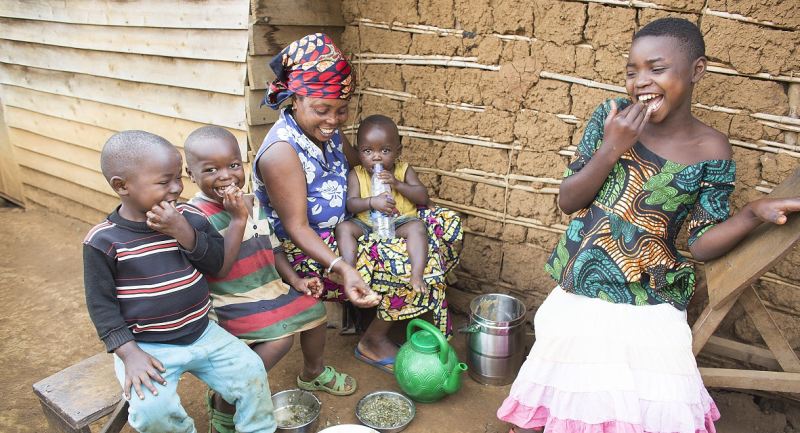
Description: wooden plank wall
xmin=0 ymin=1 xmax=250 ymax=223
xmin=0 ymin=97 xmax=25 ymax=205
xmin=246 ymin=0 xmax=345 ymax=151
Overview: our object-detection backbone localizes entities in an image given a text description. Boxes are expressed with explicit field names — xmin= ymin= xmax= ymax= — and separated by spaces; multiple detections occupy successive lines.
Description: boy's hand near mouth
xmin=146 ymin=201 xmax=197 ymax=251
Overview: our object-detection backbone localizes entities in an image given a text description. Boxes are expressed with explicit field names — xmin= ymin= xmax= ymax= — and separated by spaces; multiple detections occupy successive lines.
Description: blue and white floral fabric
xmin=253 ymin=106 xmax=349 ymax=239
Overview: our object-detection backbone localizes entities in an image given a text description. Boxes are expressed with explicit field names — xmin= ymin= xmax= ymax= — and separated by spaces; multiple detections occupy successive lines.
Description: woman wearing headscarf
xmin=253 ymin=33 xmax=462 ymax=376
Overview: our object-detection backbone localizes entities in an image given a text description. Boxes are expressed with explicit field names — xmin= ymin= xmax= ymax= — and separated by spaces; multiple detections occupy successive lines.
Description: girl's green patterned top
xmin=546 ymin=99 xmax=736 ymax=310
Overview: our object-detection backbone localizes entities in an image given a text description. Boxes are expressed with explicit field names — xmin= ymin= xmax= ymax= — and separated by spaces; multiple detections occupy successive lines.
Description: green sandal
xmin=296 ymin=365 xmax=357 ymax=396
xmin=206 ymin=389 xmax=235 ymax=433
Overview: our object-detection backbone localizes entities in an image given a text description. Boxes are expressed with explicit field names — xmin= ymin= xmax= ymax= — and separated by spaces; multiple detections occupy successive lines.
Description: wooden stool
xmin=32 ymin=353 xmax=128 ymax=433
xmin=693 ymin=168 xmax=800 ymax=393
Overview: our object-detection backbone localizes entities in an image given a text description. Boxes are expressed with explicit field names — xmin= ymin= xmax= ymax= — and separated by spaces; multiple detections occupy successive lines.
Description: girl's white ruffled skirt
xmin=497 ymin=286 xmax=719 ymax=433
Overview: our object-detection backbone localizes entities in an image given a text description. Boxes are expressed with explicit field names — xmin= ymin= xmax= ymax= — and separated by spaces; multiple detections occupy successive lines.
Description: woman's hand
xmin=338 ymin=263 xmax=380 ymax=308
xmin=601 ymin=100 xmax=650 ymax=159
xmin=295 ymin=276 xmax=324 ymax=298
xmin=748 ymin=197 xmax=800 ymax=225
xmin=258 ymin=140 xmax=377 ymax=307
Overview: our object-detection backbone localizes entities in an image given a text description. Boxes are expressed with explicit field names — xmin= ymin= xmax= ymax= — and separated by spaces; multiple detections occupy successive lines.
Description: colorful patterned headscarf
xmin=263 ymin=33 xmax=353 ymax=109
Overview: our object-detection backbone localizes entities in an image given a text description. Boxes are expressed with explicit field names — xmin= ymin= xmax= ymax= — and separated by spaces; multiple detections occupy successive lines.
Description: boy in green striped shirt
xmin=185 ymin=126 xmax=357 ymax=433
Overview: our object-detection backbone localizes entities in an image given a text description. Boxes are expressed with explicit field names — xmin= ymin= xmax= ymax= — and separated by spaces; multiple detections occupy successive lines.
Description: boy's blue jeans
xmin=113 ymin=321 xmax=276 ymax=433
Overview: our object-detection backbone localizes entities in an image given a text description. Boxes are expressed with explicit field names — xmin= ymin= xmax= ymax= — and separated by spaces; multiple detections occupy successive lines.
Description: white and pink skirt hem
xmin=497 ymin=286 xmax=719 ymax=433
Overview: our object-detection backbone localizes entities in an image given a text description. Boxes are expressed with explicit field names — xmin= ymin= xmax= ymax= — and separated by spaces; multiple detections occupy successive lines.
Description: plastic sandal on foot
xmin=206 ymin=389 xmax=235 ymax=433
xmin=297 ymin=365 xmax=357 ymax=396
xmin=353 ymin=346 xmax=394 ymax=374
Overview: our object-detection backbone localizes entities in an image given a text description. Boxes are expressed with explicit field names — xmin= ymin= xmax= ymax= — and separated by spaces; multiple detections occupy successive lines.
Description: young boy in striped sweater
xmin=184 ymin=126 xmax=357 ymax=431
xmin=83 ymin=130 xmax=275 ymax=433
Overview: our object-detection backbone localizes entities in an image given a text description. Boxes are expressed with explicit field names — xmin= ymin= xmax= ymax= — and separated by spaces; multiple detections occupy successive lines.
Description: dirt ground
xmin=1 ymin=202 xmax=798 ymax=433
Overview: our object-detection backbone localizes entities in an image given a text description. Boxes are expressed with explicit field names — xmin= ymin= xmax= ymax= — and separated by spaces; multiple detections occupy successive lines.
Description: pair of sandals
xmin=207 ymin=366 xmax=356 ymax=433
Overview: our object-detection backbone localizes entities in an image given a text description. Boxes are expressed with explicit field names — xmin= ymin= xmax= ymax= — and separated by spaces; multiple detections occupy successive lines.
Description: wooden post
xmin=739 ymin=287 xmax=800 ymax=373
xmin=692 ymin=293 xmax=738 ymax=356
xmin=704 ymin=170 xmax=800 ymax=308
xmin=786 ymin=83 xmax=799 ymax=146
xmin=0 ymin=97 xmax=26 ymax=206
xmin=38 ymin=400 xmax=91 ymax=433
xmin=98 ymin=400 xmax=129 ymax=433
xmin=694 ymin=169 xmax=800 ymax=393
xmin=699 ymin=368 xmax=800 ymax=393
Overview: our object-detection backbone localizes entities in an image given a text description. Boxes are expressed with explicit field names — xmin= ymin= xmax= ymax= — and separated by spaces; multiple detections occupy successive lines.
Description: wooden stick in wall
xmin=751 ymin=112 xmax=800 ymax=127
xmin=703 ymin=8 xmax=794 ymax=32
xmin=355 ymin=53 xmax=480 ymax=61
xmin=417 ymin=167 xmax=560 ymax=194
xmin=728 ymin=139 xmax=800 ymax=158
xmin=758 ymin=140 xmax=800 ymax=153
xmin=694 ymin=103 xmax=743 ymax=115
xmin=457 ymin=168 xmax=562 ymax=185
xmin=351 ymin=57 xmax=500 ymax=70
xmin=540 ymin=71 xmax=626 ymax=94
xmin=707 ymin=64 xmax=800 ymax=84
xmin=787 ymin=83 xmax=799 ymax=146
xmin=355 ymin=18 xmax=465 ymax=37
xmin=433 ymin=198 xmax=566 ymax=233
xmin=399 ymin=129 xmax=522 ymax=150
xmin=758 ymin=120 xmax=800 ymax=134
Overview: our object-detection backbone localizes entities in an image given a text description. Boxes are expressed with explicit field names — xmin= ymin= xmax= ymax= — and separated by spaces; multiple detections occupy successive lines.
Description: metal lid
xmin=469 ymin=293 xmax=527 ymax=327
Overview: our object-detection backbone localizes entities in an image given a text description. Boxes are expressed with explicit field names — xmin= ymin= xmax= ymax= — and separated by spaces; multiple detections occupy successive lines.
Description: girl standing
xmin=498 ymin=18 xmax=800 ymax=433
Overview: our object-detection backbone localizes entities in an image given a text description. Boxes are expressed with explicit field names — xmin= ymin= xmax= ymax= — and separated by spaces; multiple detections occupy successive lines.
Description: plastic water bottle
xmin=371 ymin=163 xmax=395 ymax=239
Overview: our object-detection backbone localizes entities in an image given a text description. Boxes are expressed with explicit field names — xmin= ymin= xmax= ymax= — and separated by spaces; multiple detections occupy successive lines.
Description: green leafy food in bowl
xmin=359 ymin=395 xmax=413 ymax=428
xmin=275 ymin=404 xmax=315 ymax=428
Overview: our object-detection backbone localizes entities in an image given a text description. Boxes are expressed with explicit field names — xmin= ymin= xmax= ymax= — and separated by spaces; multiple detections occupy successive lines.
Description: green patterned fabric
xmin=545 ymin=99 xmax=736 ymax=310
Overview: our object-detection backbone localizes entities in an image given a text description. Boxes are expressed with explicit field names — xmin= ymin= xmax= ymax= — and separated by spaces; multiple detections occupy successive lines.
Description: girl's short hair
xmin=634 ymin=18 xmax=705 ymax=62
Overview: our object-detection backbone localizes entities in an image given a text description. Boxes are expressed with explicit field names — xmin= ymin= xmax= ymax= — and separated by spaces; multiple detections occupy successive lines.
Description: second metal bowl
xmin=355 ymin=391 xmax=415 ymax=433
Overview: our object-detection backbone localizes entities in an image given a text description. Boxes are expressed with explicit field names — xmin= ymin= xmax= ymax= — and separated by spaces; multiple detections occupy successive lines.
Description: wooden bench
xmin=693 ymin=168 xmax=800 ymax=393
xmin=32 ymin=353 xmax=128 ymax=433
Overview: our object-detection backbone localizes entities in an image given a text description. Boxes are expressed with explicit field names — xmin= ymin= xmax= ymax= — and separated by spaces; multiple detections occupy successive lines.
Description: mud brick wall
xmin=339 ymin=1 xmax=800 ymax=353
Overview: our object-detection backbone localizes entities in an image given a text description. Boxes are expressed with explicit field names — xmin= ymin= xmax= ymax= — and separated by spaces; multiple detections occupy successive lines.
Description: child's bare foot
xmin=410 ymin=274 xmax=427 ymax=295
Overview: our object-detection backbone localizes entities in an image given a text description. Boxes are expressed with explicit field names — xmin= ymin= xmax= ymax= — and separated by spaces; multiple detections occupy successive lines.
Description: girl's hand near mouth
xmin=601 ymin=99 xmax=651 ymax=160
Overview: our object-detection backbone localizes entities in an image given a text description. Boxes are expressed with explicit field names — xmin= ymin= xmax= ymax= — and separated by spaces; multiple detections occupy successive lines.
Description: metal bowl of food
xmin=272 ymin=389 xmax=321 ymax=433
xmin=355 ymin=391 xmax=415 ymax=433
xmin=318 ymin=425 xmax=379 ymax=433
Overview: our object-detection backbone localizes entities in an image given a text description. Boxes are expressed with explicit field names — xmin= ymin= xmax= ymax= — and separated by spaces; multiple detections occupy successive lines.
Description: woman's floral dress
xmin=253 ymin=107 xmax=462 ymax=337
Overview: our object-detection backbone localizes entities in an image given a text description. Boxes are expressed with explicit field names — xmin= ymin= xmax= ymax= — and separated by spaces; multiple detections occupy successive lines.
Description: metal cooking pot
xmin=460 ymin=293 xmax=527 ymax=386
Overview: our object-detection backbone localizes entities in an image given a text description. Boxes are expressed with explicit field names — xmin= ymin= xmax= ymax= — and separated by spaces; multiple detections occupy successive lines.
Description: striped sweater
xmin=83 ymin=204 xmax=224 ymax=352
xmin=190 ymin=193 xmax=326 ymax=343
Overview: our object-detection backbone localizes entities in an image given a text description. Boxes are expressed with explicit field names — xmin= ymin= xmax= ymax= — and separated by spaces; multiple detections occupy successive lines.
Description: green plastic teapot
xmin=394 ymin=319 xmax=468 ymax=403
